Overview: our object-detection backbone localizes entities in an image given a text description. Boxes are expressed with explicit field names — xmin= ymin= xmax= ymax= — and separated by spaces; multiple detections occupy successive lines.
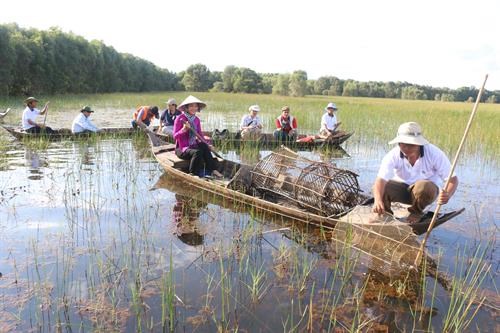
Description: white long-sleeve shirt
xmin=320 ymin=112 xmax=337 ymax=132
xmin=71 ymin=113 xmax=99 ymax=133
xmin=22 ymin=106 xmax=40 ymax=130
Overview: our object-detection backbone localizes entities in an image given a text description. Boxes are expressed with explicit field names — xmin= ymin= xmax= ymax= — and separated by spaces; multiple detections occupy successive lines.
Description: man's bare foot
xmin=406 ymin=213 xmax=423 ymax=224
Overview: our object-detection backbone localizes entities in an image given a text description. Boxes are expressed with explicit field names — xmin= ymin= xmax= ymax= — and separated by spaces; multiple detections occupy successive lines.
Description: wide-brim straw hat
xmin=25 ymin=97 xmax=38 ymax=104
xmin=324 ymin=102 xmax=338 ymax=111
xmin=388 ymin=122 xmax=429 ymax=145
xmin=249 ymin=105 xmax=260 ymax=112
xmin=178 ymin=95 xmax=206 ymax=112
xmin=80 ymin=105 xmax=94 ymax=113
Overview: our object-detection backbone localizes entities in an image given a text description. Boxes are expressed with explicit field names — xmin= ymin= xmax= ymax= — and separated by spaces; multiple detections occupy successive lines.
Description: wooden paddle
xmin=42 ymin=102 xmax=50 ymax=127
xmin=414 ymin=74 xmax=488 ymax=267
xmin=183 ymin=121 xmax=223 ymax=159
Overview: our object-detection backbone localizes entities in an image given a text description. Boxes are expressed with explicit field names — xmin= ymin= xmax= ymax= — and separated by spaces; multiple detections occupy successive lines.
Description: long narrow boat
xmin=147 ymin=132 xmax=463 ymax=236
xmin=148 ymin=132 xmax=464 ymax=270
xmin=2 ymin=125 xmax=140 ymax=140
xmin=156 ymin=130 xmax=354 ymax=149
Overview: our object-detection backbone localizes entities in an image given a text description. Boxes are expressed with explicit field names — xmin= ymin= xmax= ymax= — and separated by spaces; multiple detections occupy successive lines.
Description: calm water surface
xmin=0 ymin=136 xmax=498 ymax=332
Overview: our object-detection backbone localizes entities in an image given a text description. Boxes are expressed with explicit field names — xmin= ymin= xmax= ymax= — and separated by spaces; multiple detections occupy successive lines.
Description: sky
xmin=1 ymin=0 xmax=499 ymax=90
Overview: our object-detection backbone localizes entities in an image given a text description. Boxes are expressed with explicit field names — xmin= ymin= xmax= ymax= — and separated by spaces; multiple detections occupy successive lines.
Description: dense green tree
xmin=401 ymin=86 xmax=427 ymax=100
xmin=342 ymin=80 xmax=359 ymax=97
xmin=1 ymin=24 xmax=498 ymax=103
xmin=313 ymin=76 xmax=331 ymax=95
xmin=272 ymin=74 xmax=290 ymax=96
xmin=233 ymin=67 xmax=262 ymax=93
xmin=0 ymin=26 xmax=15 ymax=95
xmin=182 ymin=63 xmax=211 ymax=92
xmin=440 ymin=93 xmax=455 ymax=102
xmin=328 ymin=77 xmax=343 ymax=96
xmin=210 ymin=81 xmax=224 ymax=92
xmin=0 ymin=24 xmax=180 ymax=96
xmin=289 ymin=70 xmax=308 ymax=97
xmin=222 ymin=65 xmax=237 ymax=92
xmin=383 ymin=82 xmax=399 ymax=98
xmin=486 ymin=95 xmax=497 ymax=103
xmin=260 ymin=73 xmax=277 ymax=94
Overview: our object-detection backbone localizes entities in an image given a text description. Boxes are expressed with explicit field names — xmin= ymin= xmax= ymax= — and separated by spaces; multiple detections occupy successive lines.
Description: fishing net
xmin=250 ymin=147 xmax=368 ymax=217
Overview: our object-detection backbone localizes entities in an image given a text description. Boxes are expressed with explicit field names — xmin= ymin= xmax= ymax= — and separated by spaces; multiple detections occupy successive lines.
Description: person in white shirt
xmin=240 ymin=105 xmax=263 ymax=140
xmin=372 ymin=122 xmax=459 ymax=223
xmin=319 ymin=102 xmax=342 ymax=138
xmin=21 ymin=97 xmax=54 ymax=134
xmin=71 ymin=106 xmax=99 ymax=134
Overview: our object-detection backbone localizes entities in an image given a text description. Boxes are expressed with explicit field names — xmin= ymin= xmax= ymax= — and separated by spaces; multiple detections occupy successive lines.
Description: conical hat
xmin=178 ymin=95 xmax=206 ymax=111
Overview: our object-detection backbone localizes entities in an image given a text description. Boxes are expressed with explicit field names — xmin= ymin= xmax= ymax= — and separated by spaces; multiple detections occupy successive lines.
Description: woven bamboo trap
xmin=250 ymin=147 xmax=368 ymax=217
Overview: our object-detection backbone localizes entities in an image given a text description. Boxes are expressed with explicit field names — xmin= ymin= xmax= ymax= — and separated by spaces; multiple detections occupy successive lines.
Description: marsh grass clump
xmin=22 ymin=135 xmax=51 ymax=150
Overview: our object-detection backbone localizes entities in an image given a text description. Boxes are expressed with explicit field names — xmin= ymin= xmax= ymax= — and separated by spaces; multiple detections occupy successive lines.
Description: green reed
xmin=2 ymin=91 xmax=498 ymax=158
xmin=441 ymin=242 xmax=492 ymax=332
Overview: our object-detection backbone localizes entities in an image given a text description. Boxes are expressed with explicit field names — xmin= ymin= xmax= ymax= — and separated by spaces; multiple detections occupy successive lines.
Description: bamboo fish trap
xmin=250 ymin=147 xmax=368 ymax=217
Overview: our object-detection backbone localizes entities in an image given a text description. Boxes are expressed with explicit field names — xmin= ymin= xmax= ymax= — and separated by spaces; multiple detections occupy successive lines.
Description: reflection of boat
xmin=2 ymin=125 xmax=139 ymax=140
xmin=154 ymin=165 xmax=460 ymax=274
xmin=172 ymin=194 xmax=207 ymax=247
xmin=156 ymin=130 xmax=354 ymax=150
xmin=24 ymin=149 xmax=47 ymax=180
xmin=153 ymin=173 xmax=435 ymax=275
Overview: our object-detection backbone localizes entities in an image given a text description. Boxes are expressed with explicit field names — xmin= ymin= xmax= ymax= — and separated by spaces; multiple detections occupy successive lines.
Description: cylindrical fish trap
xmin=250 ymin=147 xmax=364 ymax=216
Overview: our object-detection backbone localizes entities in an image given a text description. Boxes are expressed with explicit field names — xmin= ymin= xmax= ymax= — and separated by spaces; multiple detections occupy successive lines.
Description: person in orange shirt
xmin=131 ymin=106 xmax=159 ymax=130
xmin=273 ymin=106 xmax=297 ymax=141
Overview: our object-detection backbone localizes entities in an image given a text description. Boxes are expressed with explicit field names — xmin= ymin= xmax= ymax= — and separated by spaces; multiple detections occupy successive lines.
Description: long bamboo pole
xmin=42 ymin=102 xmax=50 ymax=127
xmin=414 ymin=74 xmax=488 ymax=267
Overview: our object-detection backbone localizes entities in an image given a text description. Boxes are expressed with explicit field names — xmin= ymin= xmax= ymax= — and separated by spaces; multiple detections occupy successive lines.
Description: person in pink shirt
xmin=173 ymin=95 xmax=223 ymax=177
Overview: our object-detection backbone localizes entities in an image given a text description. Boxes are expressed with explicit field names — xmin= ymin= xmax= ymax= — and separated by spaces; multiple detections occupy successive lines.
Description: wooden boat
xmin=156 ymin=130 xmax=354 ymax=149
xmin=0 ymin=108 xmax=11 ymax=120
xmin=147 ymin=132 xmax=463 ymax=237
xmin=2 ymin=125 xmax=140 ymax=140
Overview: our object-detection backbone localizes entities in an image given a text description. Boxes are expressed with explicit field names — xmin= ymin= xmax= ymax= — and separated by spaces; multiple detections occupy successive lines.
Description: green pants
xmin=383 ymin=180 xmax=439 ymax=215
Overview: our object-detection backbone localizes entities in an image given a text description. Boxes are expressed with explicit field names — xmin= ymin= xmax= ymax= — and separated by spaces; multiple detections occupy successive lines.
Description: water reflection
xmin=73 ymin=143 xmax=96 ymax=167
xmin=173 ymin=194 xmax=206 ymax=247
xmin=24 ymin=149 xmax=46 ymax=180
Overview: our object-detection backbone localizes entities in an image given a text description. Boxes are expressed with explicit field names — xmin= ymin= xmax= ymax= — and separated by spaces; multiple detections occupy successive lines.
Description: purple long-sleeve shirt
xmin=173 ymin=113 xmax=203 ymax=152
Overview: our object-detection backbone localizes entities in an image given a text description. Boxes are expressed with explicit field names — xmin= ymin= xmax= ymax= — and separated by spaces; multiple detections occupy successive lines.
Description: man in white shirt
xmin=319 ymin=102 xmax=342 ymax=138
xmin=71 ymin=106 xmax=99 ymax=134
xmin=240 ymin=105 xmax=263 ymax=140
xmin=372 ymin=122 xmax=459 ymax=223
xmin=22 ymin=97 xmax=54 ymax=134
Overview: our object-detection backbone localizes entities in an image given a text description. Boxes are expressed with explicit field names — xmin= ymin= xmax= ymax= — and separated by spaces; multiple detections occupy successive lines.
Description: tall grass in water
xmin=2 ymin=92 xmax=498 ymax=158
xmin=441 ymin=242 xmax=492 ymax=332
xmin=160 ymin=249 xmax=176 ymax=332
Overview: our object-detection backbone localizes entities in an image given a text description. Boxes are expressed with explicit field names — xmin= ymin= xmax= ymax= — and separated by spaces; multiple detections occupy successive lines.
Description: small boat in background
xmin=1 ymin=125 xmax=138 ymax=140
xmin=0 ymin=108 xmax=11 ymax=120
xmin=156 ymin=130 xmax=354 ymax=149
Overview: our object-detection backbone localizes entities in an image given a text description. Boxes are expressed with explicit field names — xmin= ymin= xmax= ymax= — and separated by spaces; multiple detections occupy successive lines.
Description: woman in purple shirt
xmin=173 ymin=95 xmax=223 ymax=177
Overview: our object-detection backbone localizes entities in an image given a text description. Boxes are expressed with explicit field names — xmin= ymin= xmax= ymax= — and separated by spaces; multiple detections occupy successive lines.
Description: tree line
xmin=1 ymin=24 xmax=498 ymax=103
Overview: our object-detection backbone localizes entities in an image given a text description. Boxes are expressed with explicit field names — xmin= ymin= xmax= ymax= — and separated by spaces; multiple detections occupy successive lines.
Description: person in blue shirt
xmin=159 ymin=98 xmax=181 ymax=135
